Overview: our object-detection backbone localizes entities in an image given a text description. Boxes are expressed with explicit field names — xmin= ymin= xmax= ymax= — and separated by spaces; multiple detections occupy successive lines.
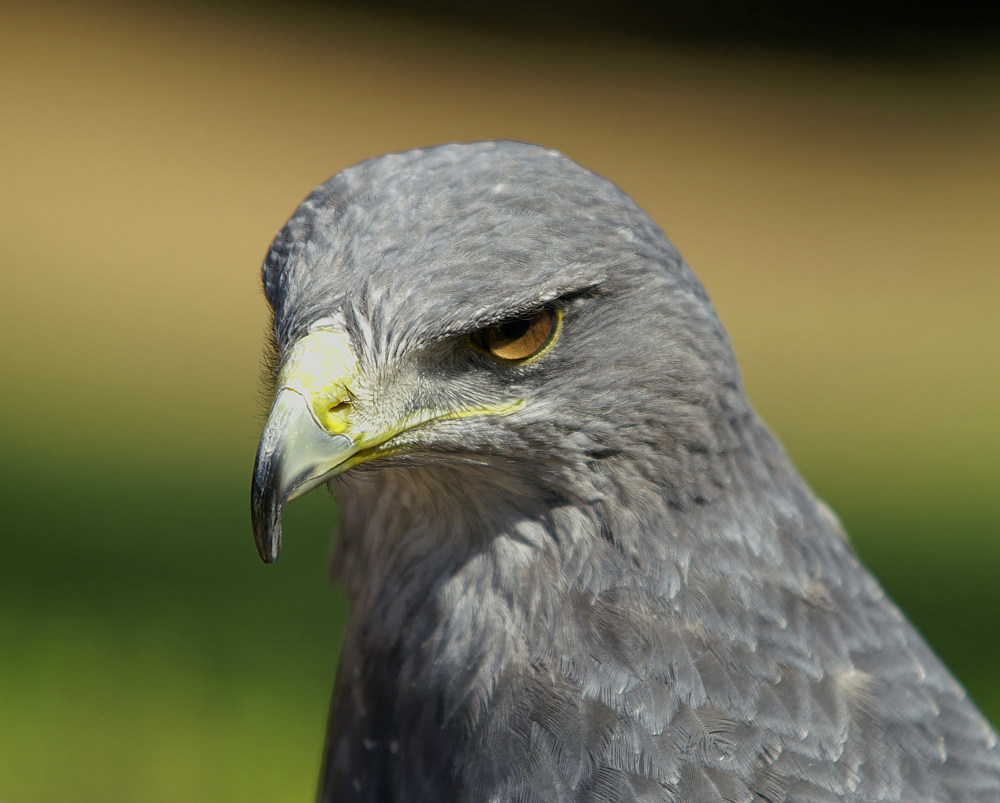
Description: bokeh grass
xmin=0 ymin=450 xmax=345 ymax=801
xmin=1 ymin=1 xmax=997 ymax=799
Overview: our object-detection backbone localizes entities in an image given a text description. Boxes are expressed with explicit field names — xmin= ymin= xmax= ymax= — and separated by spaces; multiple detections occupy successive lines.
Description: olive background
xmin=1 ymin=2 xmax=997 ymax=799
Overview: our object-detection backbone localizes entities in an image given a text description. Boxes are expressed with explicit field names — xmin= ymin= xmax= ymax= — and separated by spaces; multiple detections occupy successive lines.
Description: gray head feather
xmin=256 ymin=141 xmax=1000 ymax=802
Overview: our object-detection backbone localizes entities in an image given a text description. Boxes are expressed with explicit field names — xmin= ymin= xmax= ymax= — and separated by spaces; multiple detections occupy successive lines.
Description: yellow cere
xmin=278 ymin=329 xmax=361 ymax=435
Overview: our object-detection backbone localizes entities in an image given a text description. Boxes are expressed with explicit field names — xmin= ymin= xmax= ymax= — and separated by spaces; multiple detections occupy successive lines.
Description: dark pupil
xmin=495 ymin=316 xmax=532 ymax=343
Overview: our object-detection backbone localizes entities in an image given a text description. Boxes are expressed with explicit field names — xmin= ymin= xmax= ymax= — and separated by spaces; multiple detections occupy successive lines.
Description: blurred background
xmin=1 ymin=1 xmax=998 ymax=799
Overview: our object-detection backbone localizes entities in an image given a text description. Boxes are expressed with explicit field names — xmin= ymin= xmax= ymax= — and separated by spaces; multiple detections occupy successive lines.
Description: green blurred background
xmin=1 ymin=2 xmax=998 ymax=800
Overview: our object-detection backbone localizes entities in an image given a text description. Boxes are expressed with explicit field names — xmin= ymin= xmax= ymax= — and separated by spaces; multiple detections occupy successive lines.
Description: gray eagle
xmin=251 ymin=141 xmax=1000 ymax=801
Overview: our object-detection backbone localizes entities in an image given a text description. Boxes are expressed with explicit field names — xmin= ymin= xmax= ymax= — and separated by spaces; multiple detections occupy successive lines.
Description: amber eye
xmin=470 ymin=306 xmax=557 ymax=362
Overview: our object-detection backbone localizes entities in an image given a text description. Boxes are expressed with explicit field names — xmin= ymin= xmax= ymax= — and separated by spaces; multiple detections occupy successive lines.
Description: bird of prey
xmin=251 ymin=141 xmax=1000 ymax=802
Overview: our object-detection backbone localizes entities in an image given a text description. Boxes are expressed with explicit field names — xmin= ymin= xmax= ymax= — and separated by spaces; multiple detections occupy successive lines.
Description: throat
xmin=332 ymin=464 xmax=571 ymax=656
xmin=326 ymin=466 xmax=577 ymax=785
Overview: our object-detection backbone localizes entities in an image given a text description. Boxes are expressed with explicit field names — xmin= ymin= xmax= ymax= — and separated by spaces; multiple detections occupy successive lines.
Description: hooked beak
xmin=251 ymin=387 xmax=355 ymax=562
xmin=251 ymin=328 xmax=361 ymax=563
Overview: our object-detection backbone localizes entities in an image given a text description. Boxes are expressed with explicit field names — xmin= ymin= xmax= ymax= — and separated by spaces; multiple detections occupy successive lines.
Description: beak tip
xmin=256 ymin=535 xmax=280 ymax=564
xmin=251 ymin=384 xmax=354 ymax=566
xmin=251 ymin=472 xmax=283 ymax=564
xmin=251 ymin=501 xmax=282 ymax=564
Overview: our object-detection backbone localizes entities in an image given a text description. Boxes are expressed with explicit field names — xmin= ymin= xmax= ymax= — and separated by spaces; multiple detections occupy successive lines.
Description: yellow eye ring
xmin=470 ymin=306 xmax=560 ymax=363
